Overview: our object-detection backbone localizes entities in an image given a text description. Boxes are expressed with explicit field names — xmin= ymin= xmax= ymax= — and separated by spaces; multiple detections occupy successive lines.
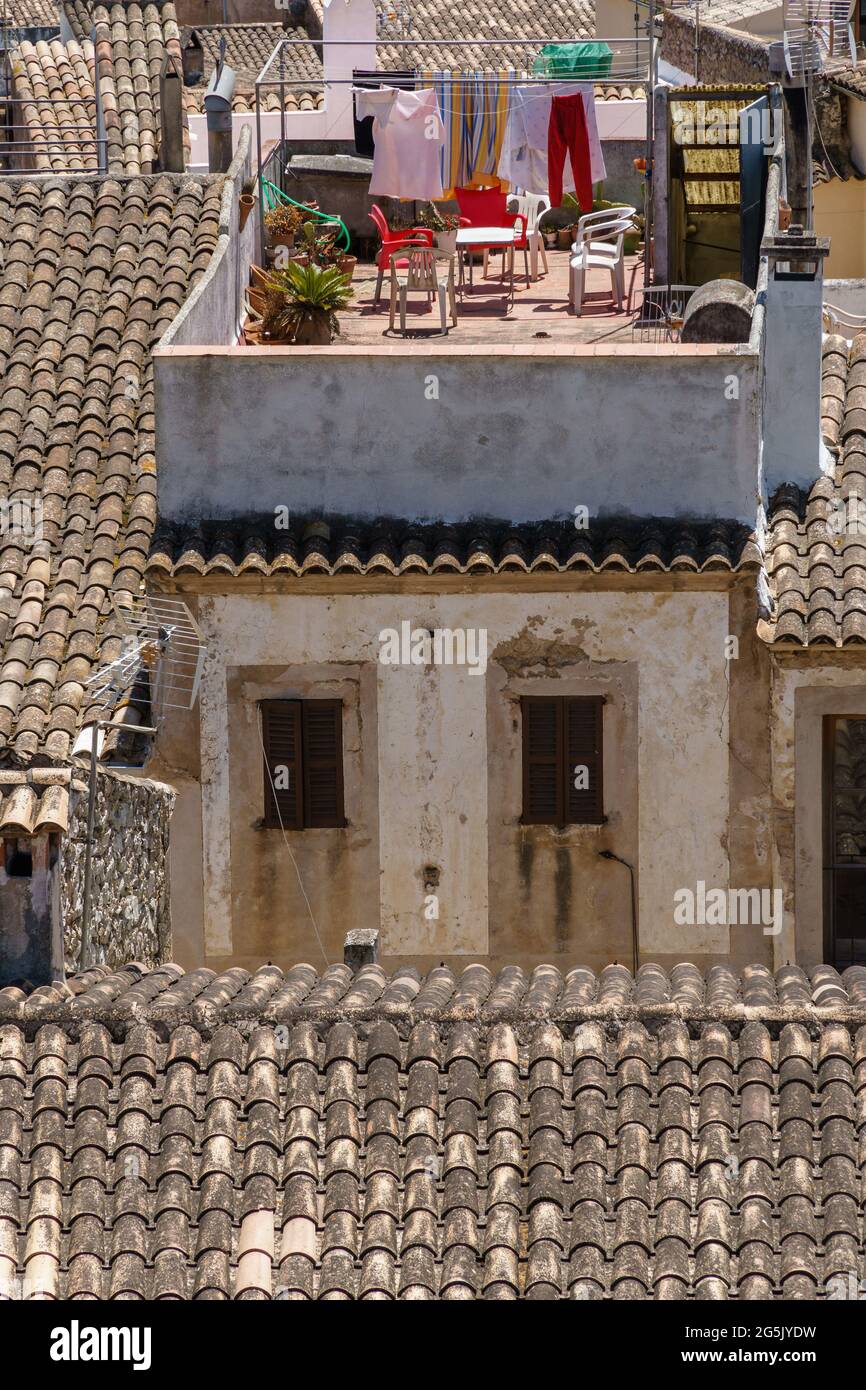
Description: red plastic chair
xmin=454 ymin=186 xmax=529 ymax=285
xmin=369 ymin=204 xmax=434 ymax=305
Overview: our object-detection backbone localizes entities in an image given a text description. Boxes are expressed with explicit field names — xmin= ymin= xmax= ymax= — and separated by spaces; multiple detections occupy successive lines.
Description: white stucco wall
xmin=193 ymin=587 xmax=733 ymax=962
xmin=155 ymin=343 xmax=763 ymax=525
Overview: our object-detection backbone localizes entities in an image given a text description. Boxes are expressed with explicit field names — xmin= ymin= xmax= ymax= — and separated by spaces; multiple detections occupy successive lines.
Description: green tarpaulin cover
xmin=532 ymin=42 xmax=614 ymax=79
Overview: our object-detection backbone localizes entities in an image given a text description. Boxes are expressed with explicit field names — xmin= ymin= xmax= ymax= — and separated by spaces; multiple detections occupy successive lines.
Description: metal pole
xmin=255 ymin=75 xmax=265 ymax=266
xmin=644 ymin=0 xmax=656 ymax=289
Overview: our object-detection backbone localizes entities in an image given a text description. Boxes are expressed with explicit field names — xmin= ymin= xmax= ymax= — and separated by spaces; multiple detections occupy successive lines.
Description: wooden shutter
xmin=566 ymin=696 xmax=604 ymax=825
xmin=261 ymin=700 xmax=303 ymax=829
xmin=302 ymin=699 xmax=345 ymax=828
xmin=521 ymin=697 xmax=562 ymax=825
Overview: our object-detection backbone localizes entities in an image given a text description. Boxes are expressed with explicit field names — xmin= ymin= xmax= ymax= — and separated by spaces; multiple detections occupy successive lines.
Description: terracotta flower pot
xmin=239 ymin=192 xmax=255 ymax=232
xmin=292 ymin=313 xmax=333 ymax=346
xmin=338 ymin=254 xmax=357 ymax=281
xmin=271 ymin=231 xmax=295 ymax=249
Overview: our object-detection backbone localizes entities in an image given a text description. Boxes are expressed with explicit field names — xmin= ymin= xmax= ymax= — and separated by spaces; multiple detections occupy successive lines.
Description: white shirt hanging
xmin=355 ymin=87 xmax=445 ymax=200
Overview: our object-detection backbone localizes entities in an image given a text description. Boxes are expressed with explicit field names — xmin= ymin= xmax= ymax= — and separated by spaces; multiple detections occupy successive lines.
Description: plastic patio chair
xmin=369 ymin=204 xmax=434 ymax=305
xmin=507 ymin=192 xmax=551 ymax=282
xmin=575 ymin=205 xmax=636 ymax=243
xmin=388 ymin=248 xmax=457 ymax=335
xmin=569 ymin=215 xmax=633 ymax=316
xmin=454 ymin=186 xmax=527 ymax=282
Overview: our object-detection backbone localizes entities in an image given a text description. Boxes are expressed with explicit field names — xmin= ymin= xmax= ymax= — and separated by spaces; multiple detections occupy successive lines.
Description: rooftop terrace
xmin=252 ymin=248 xmax=644 ymax=349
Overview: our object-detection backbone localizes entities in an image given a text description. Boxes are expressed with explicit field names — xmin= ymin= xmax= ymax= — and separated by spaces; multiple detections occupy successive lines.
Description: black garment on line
xmin=352 ymin=70 xmax=416 ymax=157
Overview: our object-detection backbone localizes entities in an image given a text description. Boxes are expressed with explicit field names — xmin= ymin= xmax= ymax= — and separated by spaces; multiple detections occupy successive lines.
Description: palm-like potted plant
xmin=262 ymin=261 xmax=353 ymax=345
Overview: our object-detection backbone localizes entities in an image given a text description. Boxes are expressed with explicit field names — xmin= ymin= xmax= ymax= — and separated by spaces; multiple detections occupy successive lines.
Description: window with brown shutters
xmin=261 ymin=699 xmax=345 ymax=829
xmin=521 ymin=695 xmax=605 ymax=827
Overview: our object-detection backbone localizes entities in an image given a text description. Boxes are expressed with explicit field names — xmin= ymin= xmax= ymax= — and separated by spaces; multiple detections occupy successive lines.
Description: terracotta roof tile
xmin=60 ymin=1 xmax=187 ymax=174
xmin=0 ymin=0 xmax=60 ymax=24
xmin=180 ymin=12 xmax=641 ymax=116
xmin=5 ymin=38 xmax=98 ymax=173
xmin=0 ymin=172 xmax=225 ymax=766
xmin=0 ymin=960 xmax=865 ymax=1299
xmin=765 ymin=332 xmax=866 ymax=646
xmin=148 ymin=516 xmax=760 ymax=581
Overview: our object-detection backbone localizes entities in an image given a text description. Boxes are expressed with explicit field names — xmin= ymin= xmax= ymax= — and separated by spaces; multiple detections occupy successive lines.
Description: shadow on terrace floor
xmin=337 ymin=247 xmax=644 ymax=346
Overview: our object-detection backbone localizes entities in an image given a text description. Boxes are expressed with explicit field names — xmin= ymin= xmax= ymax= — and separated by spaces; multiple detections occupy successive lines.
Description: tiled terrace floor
xmin=336 ymin=247 xmax=644 ymax=346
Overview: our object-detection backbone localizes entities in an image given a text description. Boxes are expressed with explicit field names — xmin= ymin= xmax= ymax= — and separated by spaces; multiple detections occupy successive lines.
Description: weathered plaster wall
xmin=660 ymin=12 xmax=771 ymax=84
xmin=174 ymin=582 xmax=773 ymax=972
xmin=771 ymin=661 xmax=866 ymax=967
xmin=62 ymin=773 xmax=175 ymax=972
xmin=155 ymin=344 xmax=763 ymax=525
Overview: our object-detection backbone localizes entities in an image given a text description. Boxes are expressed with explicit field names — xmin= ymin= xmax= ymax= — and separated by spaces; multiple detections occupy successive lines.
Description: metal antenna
xmin=781 ymin=0 xmax=855 ymax=229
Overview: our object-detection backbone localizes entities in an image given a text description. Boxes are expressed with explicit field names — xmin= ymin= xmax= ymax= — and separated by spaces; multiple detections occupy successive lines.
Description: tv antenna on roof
xmin=78 ymin=595 xmax=206 ymax=969
xmin=782 ymin=0 xmax=855 ymax=78
xmin=780 ymin=0 xmax=856 ymax=228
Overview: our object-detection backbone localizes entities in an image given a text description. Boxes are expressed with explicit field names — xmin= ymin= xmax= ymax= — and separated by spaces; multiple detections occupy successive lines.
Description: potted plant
xmin=264 ymin=202 xmax=305 ymax=250
xmin=309 ymin=225 xmax=357 ymax=281
xmin=419 ymin=202 xmax=462 ymax=255
xmin=262 ymin=261 xmax=353 ymax=345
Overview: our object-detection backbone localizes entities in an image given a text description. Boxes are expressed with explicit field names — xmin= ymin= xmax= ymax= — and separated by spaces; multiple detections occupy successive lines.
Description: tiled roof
xmin=3 ymin=959 xmax=865 ymax=1026
xmin=148 ymin=516 xmax=761 ymax=581
xmin=7 ymin=38 xmax=98 ymax=173
xmin=0 ymin=173 xmax=226 ymax=768
xmin=670 ymin=0 xmax=776 ymax=27
xmin=1 ymin=960 xmax=866 ymax=1299
xmin=826 ymin=63 xmax=866 ymax=100
xmin=765 ymin=333 xmax=866 ymax=646
xmin=0 ymin=0 xmax=60 ymax=26
xmin=0 ymin=766 xmax=82 ymax=833
xmin=63 ymin=2 xmax=186 ymax=174
xmin=377 ymin=0 xmax=596 ymax=68
xmin=181 ymin=15 xmax=638 ymax=115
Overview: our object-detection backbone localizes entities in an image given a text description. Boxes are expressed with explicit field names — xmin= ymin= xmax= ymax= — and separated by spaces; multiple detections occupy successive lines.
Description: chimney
xmin=0 ymin=832 xmax=64 ymax=989
xmin=343 ymin=928 xmax=379 ymax=971
xmin=159 ymin=54 xmax=185 ymax=173
xmin=182 ymin=29 xmax=205 ymax=86
xmin=761 ymin=224 xmax=831 ymax=492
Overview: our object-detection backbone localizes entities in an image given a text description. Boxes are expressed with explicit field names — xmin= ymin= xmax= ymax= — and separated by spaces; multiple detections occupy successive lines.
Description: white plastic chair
xmin=575 ymin=205 xmax=636 ymax=242
xmin=569 ymin=215 xmax=633 ymax=316
xmin=506 ymin=193 xmax=552 ymax=282
xmin=389 ymin=248 xmax=456 ymax=335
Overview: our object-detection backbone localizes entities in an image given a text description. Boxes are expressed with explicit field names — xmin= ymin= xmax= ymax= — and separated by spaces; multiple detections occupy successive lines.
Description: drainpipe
xmin=598 ymin=849 xmax=639 ymax=976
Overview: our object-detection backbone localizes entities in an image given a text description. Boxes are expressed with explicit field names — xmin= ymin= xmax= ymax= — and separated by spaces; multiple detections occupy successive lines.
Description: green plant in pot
xmin=418 ymin=202 xmax=462 ymax=255
xmin=264 ymin=202 xmax=305 ymax=249
xmin=262 ymin=261 xmax=353 ymax=345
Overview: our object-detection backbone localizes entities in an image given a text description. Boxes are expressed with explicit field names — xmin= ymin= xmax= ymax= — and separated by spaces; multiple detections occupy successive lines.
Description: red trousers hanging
xmin=547 ymin=94 xmax=593 ymax=214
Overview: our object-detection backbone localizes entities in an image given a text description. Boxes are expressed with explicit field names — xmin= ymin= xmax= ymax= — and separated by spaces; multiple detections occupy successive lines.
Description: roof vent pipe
xmin=204 ymin=62 xmax=236 ymax=173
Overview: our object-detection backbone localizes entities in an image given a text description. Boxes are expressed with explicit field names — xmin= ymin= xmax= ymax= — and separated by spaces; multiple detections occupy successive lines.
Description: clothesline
xmin=355 ymin=78 xmax=605 ymax=205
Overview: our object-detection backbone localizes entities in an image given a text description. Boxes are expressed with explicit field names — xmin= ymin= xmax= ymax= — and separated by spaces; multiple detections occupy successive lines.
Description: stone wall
xmin=62 ymin=772 xmax=175 ymax=972
xmin=661 ymin=12 xmax=771 ymax=84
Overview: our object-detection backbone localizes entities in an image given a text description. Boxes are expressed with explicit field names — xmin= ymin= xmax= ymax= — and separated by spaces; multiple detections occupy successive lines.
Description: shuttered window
xmin=521 ymin=696 xmax=605 ymax=827
xmin=261 ymin=699 xmax=345 ymax=829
